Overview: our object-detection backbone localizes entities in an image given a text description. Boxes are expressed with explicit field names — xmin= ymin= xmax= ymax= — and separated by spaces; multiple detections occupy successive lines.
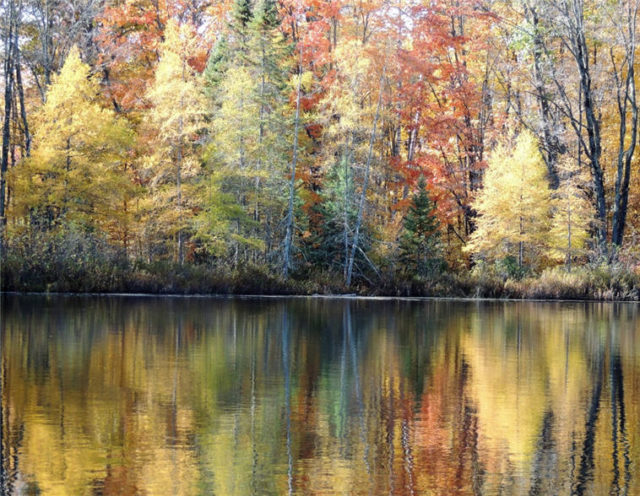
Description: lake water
xmin=0 ymin=295 xmax=638 ymax=495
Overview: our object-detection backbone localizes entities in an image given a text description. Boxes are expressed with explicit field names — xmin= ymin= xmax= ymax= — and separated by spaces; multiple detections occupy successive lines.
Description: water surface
xmin=1 ymin=295 xmax=639 ymax=495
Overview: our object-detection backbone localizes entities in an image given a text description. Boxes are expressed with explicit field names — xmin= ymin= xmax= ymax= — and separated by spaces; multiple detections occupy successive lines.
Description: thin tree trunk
xmin=567 ymin=198 xmax=572 ymax=272
xmin=342 ymin=139 xmax=352 ymax=280
xmin=177 ymin=57 xmax=186 ymax=265
xmin=282 ymin=52 xmax=302 ymax=278
xmin=345 ymin=64 xmax=386 ymax=286
xmin=553 ymin=0 xmax=606 ymax=252
xmin=14 ymin=43 xmax=30 ymax=156
xmin=1 ymin=1 xmax=15 ymax=229
xmin=611 ymin=0 xmax=639 ymax=248
xmin=177 ymin=138 xmax=183 ymax=265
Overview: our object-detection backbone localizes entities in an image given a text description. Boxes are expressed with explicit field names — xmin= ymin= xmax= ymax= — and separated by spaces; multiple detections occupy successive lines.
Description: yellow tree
xmin=549 ymin=159 xmax=592 ymax=270
xmin=10 ymin=46 xmax=132 ymax=236
xmin=145 ymin=20 xmax=206 ymax=264
xmin=466 ymin=131 xmax=552 ymax=268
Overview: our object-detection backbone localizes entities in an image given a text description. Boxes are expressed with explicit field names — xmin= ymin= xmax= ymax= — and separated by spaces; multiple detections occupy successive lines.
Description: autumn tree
xmin=9 ymin=46 xmax=133 ymax=235
xmin=549 ymin=159 xmax=592 ymax=269
xmin=466 ymin=131 xmax=552 ymax=269
xmin=207 ymin=0 xmax=293 ymax=267
xmin=395 ymin=0 xmax=494 ymax=262
xmin=145 ymin=20 xmax=206 ymax=264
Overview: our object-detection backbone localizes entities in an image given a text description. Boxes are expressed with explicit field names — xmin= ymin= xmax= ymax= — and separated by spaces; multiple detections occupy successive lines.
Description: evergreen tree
xmin=230 ymin=0 xmax=253 ymax=64
xmin=308 ymin=149 xmax=357 ymax=273
xmin=232 ymin=0 xmax=253 ymax=29
xmin=398 ymin=175 xmax=443 ymax=277
xmin=203 ymin=37 xmax=229 ymax=97
xmin=252 ymin=0 xmax=278 ymax=29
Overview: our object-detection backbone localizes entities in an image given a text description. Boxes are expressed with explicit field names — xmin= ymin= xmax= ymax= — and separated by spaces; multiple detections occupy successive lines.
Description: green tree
xmin=203 ymin=37 xmax=229 ymax=97
xmin=466 ymin=130 xmax=552 ymax=269
xmin=398 ymin=176 xmax=443 ymax=277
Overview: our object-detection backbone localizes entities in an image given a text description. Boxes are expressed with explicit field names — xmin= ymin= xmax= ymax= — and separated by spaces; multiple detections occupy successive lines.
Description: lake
xmin=0 ymin=295 xmax=638 ymax=495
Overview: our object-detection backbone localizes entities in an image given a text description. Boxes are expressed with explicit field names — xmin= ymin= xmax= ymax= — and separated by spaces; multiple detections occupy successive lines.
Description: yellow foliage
xmin=9 ymin=46 xmax=133 ymax=233
xmin=548 ymin=158 xmax=592 ymax=264
xmin=144 ymin=20 xmax=207 ymax=259
xmin=466 ymin=130 xmax=552 ymax=266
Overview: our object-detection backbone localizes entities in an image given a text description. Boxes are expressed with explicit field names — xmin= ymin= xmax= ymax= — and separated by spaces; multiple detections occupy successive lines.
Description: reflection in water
xmin=1 ymin=296 xmax=639 ymax=495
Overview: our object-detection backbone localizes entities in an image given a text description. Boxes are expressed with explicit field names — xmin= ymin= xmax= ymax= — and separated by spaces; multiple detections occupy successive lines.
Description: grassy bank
xmin=3 ymin=247 xmax=640 ymax=300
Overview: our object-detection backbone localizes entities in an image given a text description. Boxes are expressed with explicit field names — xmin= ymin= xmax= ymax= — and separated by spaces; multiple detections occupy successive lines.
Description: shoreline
xmin=2 ymin=290 xmax=639 ymax=304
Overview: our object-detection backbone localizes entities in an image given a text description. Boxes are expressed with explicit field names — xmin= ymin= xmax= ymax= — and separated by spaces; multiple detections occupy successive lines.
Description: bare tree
xmin=610 ymin=0 xmax=639 ymax=248
xmin=346 ymin=64 xmax=386 ymax=287
xmin=522 ymin=0 xmax=566 ymax=189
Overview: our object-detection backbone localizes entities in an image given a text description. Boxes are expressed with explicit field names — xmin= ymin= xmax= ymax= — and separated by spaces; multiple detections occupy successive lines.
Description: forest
xmin=1 ymin=0 xmax=640 ymax=297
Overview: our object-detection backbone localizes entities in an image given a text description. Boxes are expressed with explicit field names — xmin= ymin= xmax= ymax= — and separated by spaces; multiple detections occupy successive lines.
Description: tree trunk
xmin=346 ymin=65 xmax=385 ymax=287
xmin=567 ymin=198 xmax=573 ymax=272
xmin=342 ymin=140 xmax=352 ymax=281
xmin=553 ymin=0 xmax=607 ymax=252
xmin=611 ymin=2 xmax=639 ymax=248
xmin=15 ymin=44 xmax=30 ymax=157
xmin=177 ymin=140 xmax=183 ymax=265
xmin=1 ymin=1 xmax=15 ymax=229
xmin=282 ymin=53 xmax=302 ymax=278
xmin=577 ymin=16 xmax=606 ymax=251
xmin=525 ymin=2 xmax=562 ymax=189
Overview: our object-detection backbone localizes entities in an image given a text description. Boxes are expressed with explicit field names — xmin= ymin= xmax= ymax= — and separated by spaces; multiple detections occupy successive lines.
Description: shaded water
xmin=0 ymin=295 xmax=639 ymax=495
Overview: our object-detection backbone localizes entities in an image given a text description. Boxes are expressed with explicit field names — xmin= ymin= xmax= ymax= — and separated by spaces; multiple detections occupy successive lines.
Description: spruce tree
xmin=398 ymin=176 xmax=443 ymax=277
xmin=231 ymin=0 xmax=253 ymax=64
xmin=232 ymin=0 xmax=253 ymax=28
xmin=204 ymin=37 xmax=229 ymax=96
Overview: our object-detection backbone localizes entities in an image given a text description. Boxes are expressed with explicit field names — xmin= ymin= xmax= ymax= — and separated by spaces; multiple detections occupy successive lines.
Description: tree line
xmin=1 ymin=0 xmax=640 ymax=291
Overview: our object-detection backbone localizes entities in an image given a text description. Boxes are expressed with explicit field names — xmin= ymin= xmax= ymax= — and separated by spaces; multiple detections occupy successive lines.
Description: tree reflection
xmin=1 ymin=297 xmax=640 ymax=495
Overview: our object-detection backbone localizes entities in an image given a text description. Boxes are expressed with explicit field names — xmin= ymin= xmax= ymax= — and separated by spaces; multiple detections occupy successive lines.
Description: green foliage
xmin=495 ymin=255 xmax=529 ymax=280
xmin=398 ymin=176 xmax=444 ymax=278
xmin=204 ymin=37 xmax=229 ymax=95
xmin=232 ymin=0 xmax=253 ymax=30
xmin=304 ymin=149 xmax=371 ymax=275
xmin=252 ymin=0 xmax=278 ymax=29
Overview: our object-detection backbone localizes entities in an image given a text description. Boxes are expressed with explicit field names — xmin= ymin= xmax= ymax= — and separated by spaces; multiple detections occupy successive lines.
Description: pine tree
xmin=309 ymin=148 xmax=358 ymax=273
xmin=398 ymin=175 xmax=443 ymax=277
xmin=232 ymin=0 xmax=253 ymax=29
xmin=230 ymin=0 xmax=253 ymax=65
xmin=204 ymin=37 xmax=229 ymax=97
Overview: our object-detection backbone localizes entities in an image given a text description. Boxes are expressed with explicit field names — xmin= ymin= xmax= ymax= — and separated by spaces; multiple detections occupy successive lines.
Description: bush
xmin=3 ymin=227 xmax=640 ymax=300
